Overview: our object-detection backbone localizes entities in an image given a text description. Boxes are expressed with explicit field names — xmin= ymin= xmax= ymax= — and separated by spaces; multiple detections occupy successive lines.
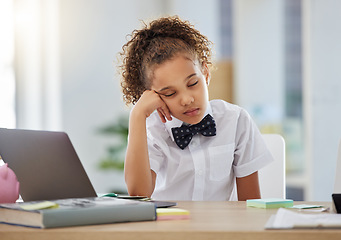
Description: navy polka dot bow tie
xmin=171 ymin=114 xmax=216 ymax=150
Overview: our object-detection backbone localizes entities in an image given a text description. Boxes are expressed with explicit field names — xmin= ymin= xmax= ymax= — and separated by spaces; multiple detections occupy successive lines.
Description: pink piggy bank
xmin=0 ymin=163 xmax=20 ymax=203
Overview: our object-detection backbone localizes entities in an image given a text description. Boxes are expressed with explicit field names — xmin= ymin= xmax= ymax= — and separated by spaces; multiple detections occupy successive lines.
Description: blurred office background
xmin=1 ymin=0 xmax=341 ymax=201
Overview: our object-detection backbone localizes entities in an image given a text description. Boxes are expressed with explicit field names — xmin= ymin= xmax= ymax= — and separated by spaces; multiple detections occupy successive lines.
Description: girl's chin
xmin=181 ymin=115 xmax=205 ymax=125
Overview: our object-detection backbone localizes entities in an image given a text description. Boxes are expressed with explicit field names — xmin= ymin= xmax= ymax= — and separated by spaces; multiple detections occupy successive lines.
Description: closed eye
xmin=188 ymin=81 xmax=198 ymax=87
xmin=163 ymin=92 xmax=176 ymax=97
xmin=154 ymin=90 xmax=175 ymax=98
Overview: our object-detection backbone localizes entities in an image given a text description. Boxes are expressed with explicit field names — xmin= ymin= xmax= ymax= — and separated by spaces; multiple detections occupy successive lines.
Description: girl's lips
xmin=184 ymin=108 xmax=199 ymax=116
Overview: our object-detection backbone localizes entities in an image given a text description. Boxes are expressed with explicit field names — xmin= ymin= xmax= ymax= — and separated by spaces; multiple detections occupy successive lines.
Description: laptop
xmin=0 ymin=128 xmax=97 ymax=201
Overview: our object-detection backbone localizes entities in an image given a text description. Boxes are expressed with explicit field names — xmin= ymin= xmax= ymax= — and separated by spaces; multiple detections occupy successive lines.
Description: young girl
xmin=119 ymin=16 xmax=273 ymax=201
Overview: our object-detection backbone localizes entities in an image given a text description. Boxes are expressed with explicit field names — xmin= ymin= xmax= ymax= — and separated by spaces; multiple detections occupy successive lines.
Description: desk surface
xmin=0 ymin=201 xmax=340 ymax=240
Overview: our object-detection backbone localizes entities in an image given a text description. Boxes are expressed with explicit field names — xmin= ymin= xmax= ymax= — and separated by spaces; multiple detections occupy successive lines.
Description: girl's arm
xmin=236 ymin=171 xmax=261 ymax=201
xmin=124 ymin=90 xmax=171 ymax=197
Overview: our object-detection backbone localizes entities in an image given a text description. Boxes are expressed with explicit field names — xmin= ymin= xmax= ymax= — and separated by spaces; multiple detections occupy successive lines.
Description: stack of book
xmin=0 ymin=197 xmax=156 ymax=228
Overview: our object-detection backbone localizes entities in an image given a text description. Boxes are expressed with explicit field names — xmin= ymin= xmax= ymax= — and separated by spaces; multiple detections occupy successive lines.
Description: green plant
xmin=97 ymin=115 xmax=129 ymax=171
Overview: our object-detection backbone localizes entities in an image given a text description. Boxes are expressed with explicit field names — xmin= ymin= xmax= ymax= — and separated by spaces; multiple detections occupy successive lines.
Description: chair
xmin=333 ymin=139 xmax=341 ymax=193
xmin=258 ymin=134 xmax=286 ymax=199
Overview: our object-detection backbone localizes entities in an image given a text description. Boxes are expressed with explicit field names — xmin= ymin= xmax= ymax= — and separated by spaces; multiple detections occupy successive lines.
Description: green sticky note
xmin=20 ymin=201 xmax=59 ymax=211
xmin=246 ymin=198 xmax=294 ymax=209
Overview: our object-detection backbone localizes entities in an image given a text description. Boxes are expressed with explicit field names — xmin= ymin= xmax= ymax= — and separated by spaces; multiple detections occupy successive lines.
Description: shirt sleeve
xmin=232 ymin=108 xmax=274 ymax=178
xmin=145 ymin=113 xmax=167 ymax=174
xmin=147 ymin=131 xmax=164 ymax=174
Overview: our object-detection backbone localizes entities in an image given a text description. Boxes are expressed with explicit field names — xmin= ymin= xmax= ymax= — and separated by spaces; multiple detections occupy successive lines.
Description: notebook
xmin=0 ymin=128 xmax=97 ymax=201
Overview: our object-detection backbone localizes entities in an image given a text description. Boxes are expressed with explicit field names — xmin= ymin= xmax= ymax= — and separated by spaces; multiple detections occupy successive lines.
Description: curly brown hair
xmin=119 ymin=16 xmax=213 ymax=105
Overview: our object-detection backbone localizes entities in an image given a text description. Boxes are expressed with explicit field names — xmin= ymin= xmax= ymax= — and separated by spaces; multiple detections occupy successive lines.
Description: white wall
xmin=233 ymin=0 xmax=285 ymax=131
xmin=167 ymin=0 xmax=221 ymax=59
xmin=303 ymin=0 xmax=341 ymax=201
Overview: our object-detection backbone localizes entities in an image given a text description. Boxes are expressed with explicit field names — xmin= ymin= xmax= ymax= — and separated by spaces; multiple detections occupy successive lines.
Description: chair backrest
xmin=258 ymin=134 xmax=286 ymax=199
xmin=334 ymin=139 xmax=341 ymax=193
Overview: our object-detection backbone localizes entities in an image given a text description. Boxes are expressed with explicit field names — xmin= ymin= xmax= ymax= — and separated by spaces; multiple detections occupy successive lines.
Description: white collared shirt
xmin=145 ymin=100 xmax=273 ymax=201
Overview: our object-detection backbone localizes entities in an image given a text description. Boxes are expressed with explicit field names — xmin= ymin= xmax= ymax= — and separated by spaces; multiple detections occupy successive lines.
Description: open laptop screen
xmin=0 ymin=128 xmax=97 ymax=201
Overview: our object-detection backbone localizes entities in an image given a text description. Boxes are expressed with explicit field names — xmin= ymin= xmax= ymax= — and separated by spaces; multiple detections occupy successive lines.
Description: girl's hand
xmin=134 ymin=90 xmax=172 ymax=123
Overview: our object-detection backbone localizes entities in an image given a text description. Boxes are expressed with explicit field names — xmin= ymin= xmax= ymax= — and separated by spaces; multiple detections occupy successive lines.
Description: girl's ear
xmin=202 ymin=62 xmax=211 ymax=85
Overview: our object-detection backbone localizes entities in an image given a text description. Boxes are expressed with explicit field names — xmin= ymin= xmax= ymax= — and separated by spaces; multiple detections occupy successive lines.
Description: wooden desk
xmin=0 ymin=201 xmax=340 ymax=240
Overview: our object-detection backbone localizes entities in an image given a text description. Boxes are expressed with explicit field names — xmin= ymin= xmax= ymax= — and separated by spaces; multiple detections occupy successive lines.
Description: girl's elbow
xmin=127 ymin=187 xmax=153 ymax=198
xmin=125 ymin=178 xmax=154 ymax=197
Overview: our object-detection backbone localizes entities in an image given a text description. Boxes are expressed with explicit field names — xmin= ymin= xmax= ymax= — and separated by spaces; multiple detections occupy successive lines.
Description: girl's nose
xmin=180 ymin=94 xmax=194 ymax=106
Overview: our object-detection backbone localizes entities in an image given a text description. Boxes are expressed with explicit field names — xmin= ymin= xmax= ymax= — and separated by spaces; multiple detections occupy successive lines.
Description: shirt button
xmin=198 ymin=169 xmax=203 ymax=176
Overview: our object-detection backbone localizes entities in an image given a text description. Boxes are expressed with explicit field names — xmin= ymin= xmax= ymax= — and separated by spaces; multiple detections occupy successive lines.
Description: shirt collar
xmin=165 ymin=103 xmax=213 ymax=142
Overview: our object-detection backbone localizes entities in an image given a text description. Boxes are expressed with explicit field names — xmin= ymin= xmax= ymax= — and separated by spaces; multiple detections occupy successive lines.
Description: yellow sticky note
xmin=20 ymin=201 xmax=59 ymax=211
xmin=156 ymin=208 xmax=190 ymax=216
xmin=156 ymin=208 xmax=190 ymax=220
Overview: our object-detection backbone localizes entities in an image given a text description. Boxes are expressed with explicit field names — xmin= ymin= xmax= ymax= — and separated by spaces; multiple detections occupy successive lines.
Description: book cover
xmin=0 ymin=197 xmax=156 ymax=228
xmin=246 ymin=198 xmax=294 ymax=209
